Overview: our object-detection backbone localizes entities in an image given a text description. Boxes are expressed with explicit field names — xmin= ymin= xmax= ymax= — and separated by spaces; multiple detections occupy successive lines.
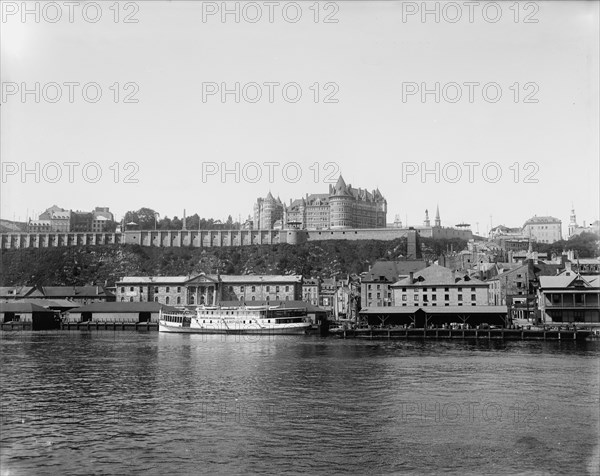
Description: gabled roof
xmin=523 ymin=216 xmax=561 ymax=226
xmin=69 ymin=302 xmax=177 ymax=313
xmin=539 ymin=273 xmax=599 ymax=289
xmin=18 ymin=299 xmax=80 ymax=309
xmin=363 ymin=260 xmax=427 ymax=283
xmin=0 ymin=302 xmax=53 ymax=313
xmin=393 ymin=264 xmax=487 ymax=286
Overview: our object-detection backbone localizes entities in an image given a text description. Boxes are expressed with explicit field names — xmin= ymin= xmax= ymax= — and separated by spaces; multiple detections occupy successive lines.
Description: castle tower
xmin=434 ymin=205 xmax=441 ymax=227
xmin=424 ymin=209 xmax=431 ymax=227
xmin=329 ymin=176 xmax=353 ymax=229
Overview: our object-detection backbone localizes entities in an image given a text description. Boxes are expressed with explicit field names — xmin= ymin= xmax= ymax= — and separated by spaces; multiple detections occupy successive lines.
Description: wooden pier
xmin=1 ymin=321 xmax=158 ymax=331
xmin=330 ymin=327 xmax=593 ymax=341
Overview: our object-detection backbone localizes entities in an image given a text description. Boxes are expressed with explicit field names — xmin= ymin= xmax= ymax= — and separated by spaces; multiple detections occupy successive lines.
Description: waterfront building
xmin=522 ymin=215 xmax=562 ymax=243
xmin=391 ymin=264 xmax=490 ymax=307
xmin=0 ymin=285 xmax=115 ymax=304
xmin=65 ymin=302 xmax=174 ymax=324
xmin=538 ymin=269 xmax=600 ymax=324
xmin=0 ymin=302 xmax=60 ymax=330
xmin=252 ymin=176 xmax=387 ymax=230
xmin=116 ymin=274 xmax=303 ymax=306
xmin=361 ymin=260 xmax=427 ymax=308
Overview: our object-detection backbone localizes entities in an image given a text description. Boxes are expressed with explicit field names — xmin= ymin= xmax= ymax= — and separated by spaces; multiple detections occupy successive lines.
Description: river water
xmin=1 ymin=331 xmax=599 ymax=475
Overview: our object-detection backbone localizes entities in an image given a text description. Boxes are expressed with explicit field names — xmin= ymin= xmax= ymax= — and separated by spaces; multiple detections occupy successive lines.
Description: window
xmin=177 ymin=297 xmax=181 ymax=304
xmin=154 ymin=297 xmax=158 ymax=302
xmin=266 ymin=286 xmax=270 ymax=292
xmin=471 ymin=287 xmax=476 ymax=292
xmin=276 ymin=286 xmax=280 ymax=292
xmin=471 ymin=294 xmax=476 ymax=301
xmin=120 ymin=297 xmax=125 ymax=302
xmin=431 ymin=288 xmax=436 ymax=292
xmin=129 ymin=297 xmax=133 ymax=302
xmin=445 ymin=295 xmax=449 ymax=301
xmin=285 ymin=286 xmax=289 ymax=292
xmin=458 ymin=287 xmax=462 ymax=292
xmin=377 ymin=284 xmax=380 ymax=290
xmin=402 ymin=295 xmax=407 ymax=301
xmin=120 ymin=287 xmax=124 ymax=293
xmin=166 ymin=297 xmax=170 ymax=304
xmin=229 ymin=286 xmax=234 ymax=292
xmin=177 ymin=287 xmax=181 ymax=293
xmin=266 ymin=296 xmax=270 ymax=301
xmin=130 ymin=287 xmax=133 ymax=292
xmin=471 ymin=303 xmax=476 ymax=306
xmin=154 ymin=287 xmax=158 ymax=293
xmin=139 ymin=287 xmax=143 ymax=293
xmin=240 ymin=286 xmax=244 ymax=292
xmin=402 ymin=288 xmax=406 ymax=292
xmin=432 ymin=295 xmax=437 ymax=301
xmin=368 ymin=284 xmax=372 ymax=290
xmin=251 ymin=296 xmax=255 ymax=301
xmin=414 ymin=295 xmax=419 ymax=301
xmin=251 ymin=286 xmax=256 ymax=292
xmin=444 ymin=287 xmax=449 ymax=292
xmin=423 ymin=295 xmax=428 ymax=302
xmin=377 ymin=293 xmax=381 ymax=298
xmin=166 ymin=287 xmax=170 ymax=293
xmin=423 ymin=288 xmax=427 ymax=292
xmin=285 ymin=296 xmax=289 ymax=301
xmin=458 ymin=295 xmax=463 ymax=301
xmin=276 ymin=295 xmax=280 ymax=300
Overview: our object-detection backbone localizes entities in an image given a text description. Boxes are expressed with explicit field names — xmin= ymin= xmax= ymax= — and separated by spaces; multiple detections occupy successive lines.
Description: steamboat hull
xmin=159 ymin=321 xmax=310 ymax=335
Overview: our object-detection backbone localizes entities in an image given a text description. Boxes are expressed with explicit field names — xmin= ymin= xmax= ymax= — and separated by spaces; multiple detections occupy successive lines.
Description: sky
xmin=1 ymin=1 xmax=599 ymax=236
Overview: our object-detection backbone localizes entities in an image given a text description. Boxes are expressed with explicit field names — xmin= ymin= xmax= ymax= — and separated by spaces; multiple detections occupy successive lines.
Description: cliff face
xmin=0 ymin=239 xmax=412 ymax=286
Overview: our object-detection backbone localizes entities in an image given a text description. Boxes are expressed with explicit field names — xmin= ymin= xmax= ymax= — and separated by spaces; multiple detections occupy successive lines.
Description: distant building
xmin=27 ymin=205 xmax=114 ymax=233
xmin=361 ymin=260 xmax=427 ymax=308
xmin=391 ymin=264 xmax=490 ymax=307
xmin=522 ymin=216 xmax=562 ymax=243
xmin=116 ymin=274 xmax=303 ymax=306
xmin=568 ymin=207 xmax=600 ymax=237
xmin=253 ymin=176 xmax=387 ymax=230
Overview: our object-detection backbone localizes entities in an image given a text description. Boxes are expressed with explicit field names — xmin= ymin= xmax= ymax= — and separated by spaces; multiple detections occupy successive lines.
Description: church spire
xmin=434 ymin=205 xmax=441 ymax=227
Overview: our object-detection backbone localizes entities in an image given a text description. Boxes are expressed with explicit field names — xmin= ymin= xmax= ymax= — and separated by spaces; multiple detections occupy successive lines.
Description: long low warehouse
xmin=66 ymin=302 xmax=177 ymax=324
xmin=359 ymin=305 xmax=509 ymax=328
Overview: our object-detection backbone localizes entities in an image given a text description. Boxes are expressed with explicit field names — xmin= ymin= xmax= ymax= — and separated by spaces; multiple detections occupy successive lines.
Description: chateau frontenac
xmin=253 ymin=176 xmax=387 ymax=230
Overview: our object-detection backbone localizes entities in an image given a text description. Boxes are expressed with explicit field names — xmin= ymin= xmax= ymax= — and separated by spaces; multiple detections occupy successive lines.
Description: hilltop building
xmin=252 ymin=176 xmax=387 ymax=230
xmin=568 ymin=206 xmax=600 ymax=237
xmin=522 ymin=216 xmax=562 ymax=243
xmin=27 ymin=206 xmax=114 ymax=233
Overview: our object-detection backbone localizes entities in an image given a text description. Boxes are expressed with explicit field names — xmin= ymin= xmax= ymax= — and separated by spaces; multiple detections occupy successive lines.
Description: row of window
xmin=120 ymin=285 xmax=292 ymax=294
xmin=400 ymin=294 xmax=477 ymax=302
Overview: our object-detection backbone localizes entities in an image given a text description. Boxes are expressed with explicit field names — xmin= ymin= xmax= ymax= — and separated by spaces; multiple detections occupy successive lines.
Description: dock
xmin=0 ymin=321 xmax=159 ymax=331
xmin=330 ymin=327 xmax=593 ymax=341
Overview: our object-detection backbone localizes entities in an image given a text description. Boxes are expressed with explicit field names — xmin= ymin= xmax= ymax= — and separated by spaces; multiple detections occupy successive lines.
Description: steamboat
xmin=159 ymin=305 xmax=311 ymax=334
